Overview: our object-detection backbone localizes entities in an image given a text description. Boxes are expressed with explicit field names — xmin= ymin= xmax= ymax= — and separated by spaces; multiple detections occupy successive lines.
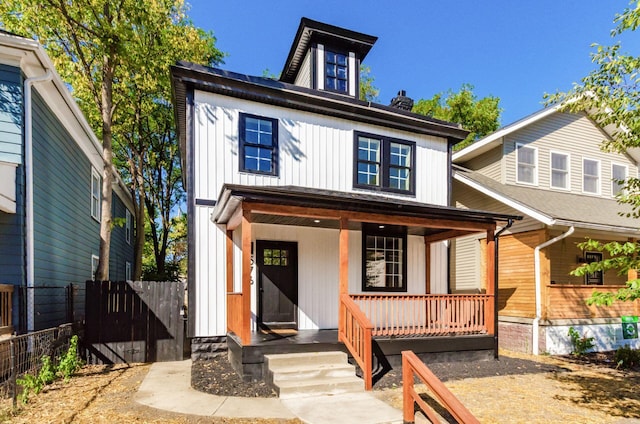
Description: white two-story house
xmin=452 ymin=105 xmax=640 ymax=355
xmin=171 ymin=18 xmax=517 ymax=388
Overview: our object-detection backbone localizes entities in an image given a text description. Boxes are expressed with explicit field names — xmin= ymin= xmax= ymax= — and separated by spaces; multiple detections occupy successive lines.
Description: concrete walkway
xmin=135 ymin=360 xmax=403 ymax=423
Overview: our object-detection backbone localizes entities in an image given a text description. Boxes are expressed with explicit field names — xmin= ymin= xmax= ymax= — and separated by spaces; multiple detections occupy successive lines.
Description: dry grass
xmin=0 ymin=363 xmax=299 ymax=424
xmin=377 ymin=350 xmax=640 ymax=423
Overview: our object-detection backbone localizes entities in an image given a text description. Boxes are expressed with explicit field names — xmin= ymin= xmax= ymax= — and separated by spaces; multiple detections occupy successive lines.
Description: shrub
xmin=615 ymin=345 xmax=640 ymax=369
xmin=568 ymin=327 xmax=595 ymax=356
xmin=57 ymin=335 xmax=82 ymax=382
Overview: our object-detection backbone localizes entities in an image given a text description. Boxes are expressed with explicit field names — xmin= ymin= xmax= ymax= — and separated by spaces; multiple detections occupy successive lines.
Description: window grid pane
xmin=357 ymin=137 xmax=381 ymax=186
xmin=326 ymin=50 xmax=348 ymax=92
xmin=612 ymin=164 xmax=627 ymax=196
xmin=242 ymin=115 xmax=276 ymax=174
xmin=583 ymin=159 xmax=599 ymax=193
xmin=365 ymin=235 xmax=403 ymax=289
xmin=517 ymin=146 xmax=536 ymax=184
xmin=550 ymin=153 xmax=568 ymax=189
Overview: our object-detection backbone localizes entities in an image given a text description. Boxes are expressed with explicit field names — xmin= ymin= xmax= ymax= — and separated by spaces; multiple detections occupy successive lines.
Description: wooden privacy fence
xmin=351 ymin=294 xmax=490 ymax=337
xmin=402 ymin=350 xmax=479 ymax=424
xmin=84 ymin=281 xmax=186 ymax=364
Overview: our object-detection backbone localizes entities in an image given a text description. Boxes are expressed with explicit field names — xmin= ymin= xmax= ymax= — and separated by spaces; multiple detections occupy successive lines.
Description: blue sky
xmin=186 ymin=0 xmax=640 ymax=126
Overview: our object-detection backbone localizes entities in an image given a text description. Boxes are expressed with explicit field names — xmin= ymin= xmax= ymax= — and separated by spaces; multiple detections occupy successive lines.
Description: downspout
xmin=24 ymin=70 xmax=53 ymax=332
xmin=532 ymin=226 xmax=574 ymax=355
xmin=493 ymin=218 xmax=514 ymax=359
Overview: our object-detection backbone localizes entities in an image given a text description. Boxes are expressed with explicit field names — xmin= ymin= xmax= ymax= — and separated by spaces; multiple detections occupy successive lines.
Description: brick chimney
xmin=389 ymin=90 xmax=414 ymax=111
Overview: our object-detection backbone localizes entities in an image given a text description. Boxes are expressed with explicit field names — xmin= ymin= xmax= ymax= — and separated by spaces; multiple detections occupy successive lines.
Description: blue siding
xmin=0 ymin=64 xmax=22 ymax=164
xmin=31 ymin=89 xmax=99 ymax=330
xmin=109 ymin=193 xmax=134 ymax=281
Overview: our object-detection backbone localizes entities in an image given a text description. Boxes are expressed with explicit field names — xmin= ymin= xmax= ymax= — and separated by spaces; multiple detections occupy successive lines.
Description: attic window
xmin=325 ymin=49 xmax=348 ymax=93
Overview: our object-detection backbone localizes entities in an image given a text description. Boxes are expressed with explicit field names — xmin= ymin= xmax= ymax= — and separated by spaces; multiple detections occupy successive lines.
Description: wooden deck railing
xmin=546 ymin=284 xmax=640 ymax=320
xmin=402 ymin=350 xmax=479 ymax=424
xmin=351 ymin=294 xmax=490 ymax=337
xmin=339 ymin=293 xmax=374 ymax=390
xmin=227 ymin=292 xmax=245 ymax=341
xmin=0 ymin=284 xmax=12 ymax=334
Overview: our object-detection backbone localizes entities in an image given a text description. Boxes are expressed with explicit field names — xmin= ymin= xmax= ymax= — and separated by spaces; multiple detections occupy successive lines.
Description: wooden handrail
xmin=339 ymin=293 xmax=374 ymax=390
xmin=351 ymin=293 xmax=491 ymax=337
xmin=402 ymin=350 xmax=479 ymax=424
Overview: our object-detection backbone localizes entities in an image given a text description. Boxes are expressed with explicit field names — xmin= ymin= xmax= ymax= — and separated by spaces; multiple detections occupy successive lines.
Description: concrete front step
xmin=276 ymin=375 xmax=364 ymax=399
xmin=264 ymin=351 xmax=363 ymax=398
xmin=264 ymin=351 xmax=348 ymax=368
xmin=269 ymin=362 xmax=357 ymax=383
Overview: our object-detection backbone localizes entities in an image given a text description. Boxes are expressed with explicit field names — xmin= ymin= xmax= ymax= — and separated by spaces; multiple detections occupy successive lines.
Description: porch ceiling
xmin=213 ymin=184 xmax=521 ymax=234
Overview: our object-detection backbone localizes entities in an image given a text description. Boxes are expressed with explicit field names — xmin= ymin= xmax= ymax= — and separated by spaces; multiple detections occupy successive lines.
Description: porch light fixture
xmin=313 ymin=219 xmax=321 ymax=223
xmin=378 ymin=225 xmax=385 ymax=229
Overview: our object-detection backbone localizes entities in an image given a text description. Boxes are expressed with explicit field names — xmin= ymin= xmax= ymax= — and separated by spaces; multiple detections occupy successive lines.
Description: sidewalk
xmin=135 ymin=360 xmax=403 ymax=424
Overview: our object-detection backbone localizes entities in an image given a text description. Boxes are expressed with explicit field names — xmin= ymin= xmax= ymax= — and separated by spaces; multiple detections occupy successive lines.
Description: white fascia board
xmin=453 ymin=105 xmax=560 ymax=163
xmin=454 ymin=172 xmax=555 ymax=226
xmin=553 ymin=219 xmax=640 ymax=236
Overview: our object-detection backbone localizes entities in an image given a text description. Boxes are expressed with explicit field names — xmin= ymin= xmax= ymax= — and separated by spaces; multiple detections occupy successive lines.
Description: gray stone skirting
xmin=191 ymin=336 xmax=228 ymax=361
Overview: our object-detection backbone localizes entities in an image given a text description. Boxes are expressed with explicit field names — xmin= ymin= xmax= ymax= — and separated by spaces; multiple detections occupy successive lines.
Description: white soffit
xmin=0 ymin=162 xmax=17 ymax=213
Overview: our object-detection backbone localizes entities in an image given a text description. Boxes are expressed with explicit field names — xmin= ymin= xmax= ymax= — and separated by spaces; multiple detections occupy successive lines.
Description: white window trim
xmin=582 ymin=157 xmax=601 ymax=195
xmin=515 ymin=143 xmax=538 ymax=186
xmin=549 ymin=150 xmax=571 ymax=191
xmin=611 ymin=162 xmax=628 ymax=197
xmin=91 ymin=167 xmax=101 ymax=222
xmin=126 ymin=209 xmax=132 ymax=244
xmin=126 ymin=261 xmax=132 ymax=281
xmin=91 ymin=254 xmax=99 ymax=280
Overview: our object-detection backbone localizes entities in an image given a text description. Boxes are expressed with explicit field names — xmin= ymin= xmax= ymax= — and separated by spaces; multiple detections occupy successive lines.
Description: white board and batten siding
xmin=192 ymin=90 xmax=452 ymax=336
xmin=503 ymin=112 xmax=638 ymax=197
xmin=193 ymin=91 xmax=450 ymax=204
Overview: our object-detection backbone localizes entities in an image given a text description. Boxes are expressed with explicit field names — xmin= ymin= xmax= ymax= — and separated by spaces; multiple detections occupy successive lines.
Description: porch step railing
xmin=402 ymin=350 xmax=479 ymax=424
xmin=351 ymin=294 xmax=491 ymax=337
xmin=339 ymin=293 xmax=373 ymax=390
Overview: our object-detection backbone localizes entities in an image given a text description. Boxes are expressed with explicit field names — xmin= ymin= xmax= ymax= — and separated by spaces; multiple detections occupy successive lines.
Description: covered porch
xmin=213 ymin=185 xmax=518 ymax=388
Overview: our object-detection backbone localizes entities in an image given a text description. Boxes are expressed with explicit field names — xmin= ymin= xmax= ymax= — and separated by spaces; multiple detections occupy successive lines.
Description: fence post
xmin=10 ymin=338 xmax=16 ymax=408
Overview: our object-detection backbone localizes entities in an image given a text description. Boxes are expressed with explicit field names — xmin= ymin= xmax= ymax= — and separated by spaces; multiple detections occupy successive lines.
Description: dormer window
xmin=325 ymin=49 xmax=348 ymax=93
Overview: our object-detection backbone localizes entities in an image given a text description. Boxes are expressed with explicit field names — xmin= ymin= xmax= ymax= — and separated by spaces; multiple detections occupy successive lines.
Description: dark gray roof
xmin=219 ymin=184 xmax=521 ymax=225
xmin=454 ymin=165 xmax=640 ymax=232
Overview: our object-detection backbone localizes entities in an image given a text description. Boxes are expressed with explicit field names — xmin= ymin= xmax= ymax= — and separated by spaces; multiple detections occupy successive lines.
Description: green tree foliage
xmin=550 ymin=1 xmax=640 ymax=306
xmin=359 ymin=65 xmax=379 ymax=102
xmin=0 ymin=0 xmax=223 ymax=280
xmin=412 ymin=84 xmax=502 ymax=150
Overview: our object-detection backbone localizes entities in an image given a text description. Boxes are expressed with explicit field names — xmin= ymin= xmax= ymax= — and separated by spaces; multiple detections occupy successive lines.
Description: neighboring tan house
xmin=452 ymin=105 xmax=640 ymax=355
xmin=171 ymin=17 xmax=518 ymax=389
xmin=0 ymin=30 xmax=135 ymax=333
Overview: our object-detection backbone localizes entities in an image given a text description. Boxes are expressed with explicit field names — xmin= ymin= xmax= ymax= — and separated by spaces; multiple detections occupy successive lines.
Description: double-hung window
xmin=550 ymin=152 xmax=569 ymax=190
xmin=325 ymin=49 xmax=348 ymax=93
xmin=583 ymin=158 xmax=600 ymax=194
xmin=91 ymin=255 xmax=99 ymax=280
xmin=516 ymin=144 xmax=536 ymax=185
xmin=91 ymin=167 xmax=101 ymax=221
xmin=354 ymin=132 xmax=415 ymax=194
xmin=611 ymin=163 xmax=628 ymax=197
xmin=239 ymin=113 xmax=278 ymax=175
xmin=362 ymin=225 xmax=407 ymax=292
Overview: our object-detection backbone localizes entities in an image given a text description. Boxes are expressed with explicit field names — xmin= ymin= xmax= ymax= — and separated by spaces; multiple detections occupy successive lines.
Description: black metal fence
xmin=0 ymin=324 xmax=74 ymax=403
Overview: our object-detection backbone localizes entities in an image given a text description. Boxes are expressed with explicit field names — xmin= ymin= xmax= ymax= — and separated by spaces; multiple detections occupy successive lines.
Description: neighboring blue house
xmin=0 ymin=30 xmax=135 ymax=333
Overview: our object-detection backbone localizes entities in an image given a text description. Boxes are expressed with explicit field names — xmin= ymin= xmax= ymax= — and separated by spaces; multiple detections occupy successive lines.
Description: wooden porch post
xmin=424 ymin=237 xmax=431 ymax=294
xmin=338 ymin=217 xmax=349 ymax=341
xmin=226 ymin=230 xmax=234 ymax=292
xmin=485 ymin=230 xmax=495 ymax=335
xmin=240 ymin=213 xmax=252 ymax=345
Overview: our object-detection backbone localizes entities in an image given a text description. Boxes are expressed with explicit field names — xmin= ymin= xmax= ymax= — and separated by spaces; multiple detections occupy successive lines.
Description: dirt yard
xmin=0 ymin=351 xmax=638 ymax=423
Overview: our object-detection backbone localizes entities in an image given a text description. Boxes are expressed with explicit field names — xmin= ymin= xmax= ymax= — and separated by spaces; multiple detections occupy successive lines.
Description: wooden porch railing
xmin=227 ymin=292 xmax=248 ymax=342
xmin=546 ymin=285 xmax=640 ymax=320
xmin=0 ymin=284 xmax=12 ymax=335
xmin=402 ymin=350 xmax=479 ymax=424
xmin=351 ymin=294 xmax=491 ymax=337
xmin=339 ymin=293 xmax=374 ymax=390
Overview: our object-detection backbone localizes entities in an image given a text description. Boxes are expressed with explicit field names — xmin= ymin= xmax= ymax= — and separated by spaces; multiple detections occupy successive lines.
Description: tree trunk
xmin=133 ymin=153 xmax=145 ymax=281
xmin=96 ymin=55 xmax=114 ymax=281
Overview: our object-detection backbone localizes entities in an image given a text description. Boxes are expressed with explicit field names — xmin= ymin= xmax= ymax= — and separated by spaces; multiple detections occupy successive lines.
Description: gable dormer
xmin=280 ymin=18 xmax=377 ymax=98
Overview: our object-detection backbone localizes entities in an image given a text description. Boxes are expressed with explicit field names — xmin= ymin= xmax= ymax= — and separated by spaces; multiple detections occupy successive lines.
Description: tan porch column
xmin=338 ymin=217 xmax=349 ymax=341
xmin=240 ymin=213 xmax=252 ymax=344
xmin=485 ymin=230 xmax=495 ymax=335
